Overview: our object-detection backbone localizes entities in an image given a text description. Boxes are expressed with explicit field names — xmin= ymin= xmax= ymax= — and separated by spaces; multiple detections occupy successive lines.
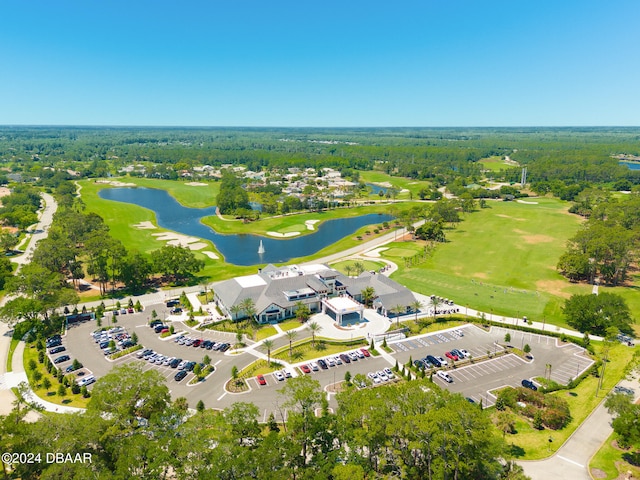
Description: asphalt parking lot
xmin=63 ymin=309 xmax=594 ymax=415
xmin=389 ymin=325 xmax=594 ymax=406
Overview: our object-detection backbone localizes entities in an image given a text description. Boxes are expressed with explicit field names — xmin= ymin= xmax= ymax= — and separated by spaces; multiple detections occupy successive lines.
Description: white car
xmin=355 ymin=350 xmax=365 ymax=359
xmin=283 ymin=369 xmax=292 ymax=378
xmin=333 ymin=356 xmax=343 ymax=365
xmin=459 ymin=349 xmax=470 ymax=358
xmin=455 ymin=329 xmax=464 ymax=337
xmin=309 ymin=361 xmax=319 ymax=371
xmin=177 ymin=360 xmax=188 ymax=370
xmin=348 ymin=352 xmax=358 ymax=361
xmin=437 ymin=370 xmax=453 ymax=383
xmin=274 ymin=371 xmax=285 ymax=381
xmin=326 ymin=357 xmax=336 ymax=367
xmin=384 ymin=367 xmax=395 ymax=379
xmin=436 ymin=356 xmax=448 ymax=366
xmin=163 ymin=357 xmax=174 ymax=366
xmin=377 ymin=371 xmax=389 ymax=382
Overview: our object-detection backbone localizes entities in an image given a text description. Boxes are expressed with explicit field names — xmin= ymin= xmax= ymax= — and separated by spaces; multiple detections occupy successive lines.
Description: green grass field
xmin=386 ymin=198 xmax=592 ymax=326
xmin=478 ymin=156 xmax=516 ymax=172
xmin=359 ymin=170 xmax=431 ymax=199
xmin=330 ymin=259 xmax=386 ymax=275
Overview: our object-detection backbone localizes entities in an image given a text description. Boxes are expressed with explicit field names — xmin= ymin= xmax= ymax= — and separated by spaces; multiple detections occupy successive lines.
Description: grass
xmin=278 ymin=319 xmax=303 ymax=332
xmin=272 ymin=338 xmax=367 ymax=363
xmin=254 ymin=326 xmax=278 ymax=341
xmin=23 ymin=343 xmax=90 ymax=409
xmin=504 ymin=343 xmax=636 ymax=460
xmin=6 ymin=338 xmax=18 ymax=372
xmin=478 ymin=156 xmax=516 ymax=172
xmin=330 ymin=259 xmax=386 ymax=275
xmin=590 ymin=433 xmax=640 ymax=479
xmin=386 ymin=198 xmax=592 ymax=327
xmin=359 ymin=170 xmax=431 ymax=199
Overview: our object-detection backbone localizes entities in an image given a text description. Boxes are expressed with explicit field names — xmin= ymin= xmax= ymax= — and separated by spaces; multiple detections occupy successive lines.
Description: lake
xmin=99 ymin=187 xmax=394 ymax=266
xmin=620 ymin=161 xmax=640 ymax=171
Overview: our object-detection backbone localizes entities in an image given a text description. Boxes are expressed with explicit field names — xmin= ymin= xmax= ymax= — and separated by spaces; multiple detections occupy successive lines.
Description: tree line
xmin=0 ymin=362 xmax=530 ymax=480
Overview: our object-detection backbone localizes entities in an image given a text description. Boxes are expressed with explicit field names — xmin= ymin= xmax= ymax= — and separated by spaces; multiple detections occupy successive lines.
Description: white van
xmin=78 ymin=375 xmax=96 ymax=387
xmin=436 ymin=370 xmax=453 ymax=383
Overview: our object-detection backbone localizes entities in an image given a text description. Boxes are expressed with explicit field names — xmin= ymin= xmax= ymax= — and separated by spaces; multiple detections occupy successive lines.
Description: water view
xmin=99 ymin=187 xmax=394 ymax=266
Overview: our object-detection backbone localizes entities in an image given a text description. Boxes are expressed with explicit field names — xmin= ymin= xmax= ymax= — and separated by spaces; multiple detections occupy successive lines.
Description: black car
xmin=318 ymin=359 xmax=328 ymax=370
xmin=46 ymin=338 xmax=62 ymax=348
xmin=54 ymin=355 xmax=71 ymax=364
xmin=154 ymin=324 xmax=167 ymax=333
xmin=426 ymin=355 xmax=441 ymax=368
xmin=200 ymin=340 xmax=210 ymax=348
xmin=184 ymin=361 xmax=196 ymax=372
xmin=65 ymin=363 xmax=81 ymax=373
xmin=521 ymin=379 xmax=538 ymax=391
xmin=150 ymin=320 xmax=163 ymax=328
xmin=219 ymin=343 xmax=230 ymax=352
xmin=339 ymin=354 xmax=351 ymax=364
xmin=166 ymin=299 xmax=180 ymax=307
xmin=49 ymin=346 xmax=66 ymax=355
xmin=413 ymin=359 xmax=425 ymax=369
xmin=170 ymin=358 xmax=182 ymax=368
xmin=170 ymin=307 xmax=182 ymax=314
xmin=99 ymin=341 xmax=110 ymax=349
xmin=174 ymin=370 xmax=187 ymax=381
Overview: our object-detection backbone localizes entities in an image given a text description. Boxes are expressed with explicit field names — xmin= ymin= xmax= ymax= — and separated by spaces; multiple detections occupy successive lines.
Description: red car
xmin=192 ymin=339 xmax=202 ymax=347
xmin=256 ymin=374 xmax=267 ymax=386
xmin=300 ymin=364 xmax=311 ymax=374
xmin=445 ymin=351 xmax=458 ymax=361
xmin=360 ymin=348 xmax=371 ymax=357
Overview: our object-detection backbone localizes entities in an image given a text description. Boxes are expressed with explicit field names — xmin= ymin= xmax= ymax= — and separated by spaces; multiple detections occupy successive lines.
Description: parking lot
xmin=63 ymin=304 xmax=594 ymax=415
xmin=389 ymin=325 xmax=594 ymax=407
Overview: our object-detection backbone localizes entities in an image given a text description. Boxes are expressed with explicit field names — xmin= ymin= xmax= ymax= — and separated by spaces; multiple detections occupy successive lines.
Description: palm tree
xmin=430 ymin=296 xmax=442 ymax=321
xmin=307 ymin=321 xmax=322 ymax=348
xmin=353 ymin=261 xmax=365 ymax=276
xmin=240 ymin=298 xmax=256 ymax=324
xmin=285 ymin=330 xmax=298 ymax=358
xmin=344 ymin=264 xmax=353 ymax=277
xmin=393 ymin=304 xmax=405 ymax=328
xmin=262 ymin=339 xmax=275 ymax=367
xmin=361 ymin=287 xmax=376 ymax=308
xmin=411 ymin=300 xmax=423 ymax=322
xmin=294 ymin=301 xmax=310 ymax=323
xmin=229 ymin=304 xmax=242 ymax=322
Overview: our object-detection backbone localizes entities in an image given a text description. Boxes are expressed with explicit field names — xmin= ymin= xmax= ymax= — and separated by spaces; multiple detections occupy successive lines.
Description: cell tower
xmin=520 ymin=167 xmax=527 ymax=187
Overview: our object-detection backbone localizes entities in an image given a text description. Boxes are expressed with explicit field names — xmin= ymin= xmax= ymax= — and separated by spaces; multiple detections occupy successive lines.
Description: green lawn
xmin=330 ymin=259 xmax=386 ymax=275
xmin=359 ymin=171 xmax=431 ymax=199
xmin=478 ymin=156 xmax=516 ymax=172
xmin=590 ymin=432 xmax=640 ymax=479
xmin=386 ymin=198 xmax=592 ymax=326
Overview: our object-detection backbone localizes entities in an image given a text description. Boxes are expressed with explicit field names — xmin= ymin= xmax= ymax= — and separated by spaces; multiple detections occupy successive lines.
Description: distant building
xmin=213 ymin=263 xmax=417 ymax=326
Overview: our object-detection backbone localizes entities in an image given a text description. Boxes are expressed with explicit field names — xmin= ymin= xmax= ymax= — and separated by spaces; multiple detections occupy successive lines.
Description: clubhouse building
xmin=213 ymin=263 xmax=417 ymax=326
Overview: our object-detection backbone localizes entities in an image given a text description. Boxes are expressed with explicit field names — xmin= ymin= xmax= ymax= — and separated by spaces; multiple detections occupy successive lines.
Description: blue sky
xmin=1 ymin=1 xmax=638 ymax=127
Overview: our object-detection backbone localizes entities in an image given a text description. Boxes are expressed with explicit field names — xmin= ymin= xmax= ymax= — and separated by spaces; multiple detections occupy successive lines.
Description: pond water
xmin=99 ymin=187 xmax=393 ymax=266
xmin=620 ymin=161 xmax=640 ymax=170
xmin=366 ymin=183 xmax=389 ymax=195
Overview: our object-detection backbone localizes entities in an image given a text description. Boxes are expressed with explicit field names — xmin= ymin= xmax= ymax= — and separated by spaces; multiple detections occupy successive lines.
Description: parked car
xmin=256 ymin=374 xmax=267 ymax=386
xmin=436 ymin=356 xmax=448 ymax=366
xmin=426 ymin=355 xmax=441 ymax=367
xmin=174 ymin=370 xmax=187 ymax=381
xmin=309 ymin=361 xmax=319 ymax=371
xmin=300 ymin=364 xmax=311 ymax=374
xmin=348 ymin=352 xmax=359 ymax=362
xmin=445 ymin=351 xmax=458 ymax=361
xmin=339 ymin=354 xmax=351 ymax=364
xmin=154 ymin=324 xmax=166 ymax=333
xmin=458 ymin=349 xmax=470 ymax=358
xmin=54 ymin=355 xmax=70 ymax=364
xmin=65 ymin=363 xmax=81 ymax=373
xmin=355 ymin=350 xmax=365 ymax=359
xmin=150 ymin=320 xmax=163 ymax=328
xmin=613 ymin=385 xmax=635 ymax=396
xmin=360 ymin=348 xmax=371 ymax=357
xmin=413 ymin=359 xmax=425 ymax=369
xmin=437 ymin=370 xmax=453 ymax=383
xmin=318 ymin=359 xmax=328 ymax=370
xmin=49 ymin=346 xmax=66 ymax=355
xmin=78 ymin=375 xmax=95 ymax=387
xmin=333 ymin=356 xmax=343 ymax=365
xmin=283 ymin=369 xmax=292 ymax=378
xmin=127 ymin=307 xmax=134 ymax=314
xmin=219 ymin=343 xmax=231 ymax=352
xmin=274 ymin=371 xmax=285 ymax=381
xmin=521 ymin=379 xmax=538 ymax=391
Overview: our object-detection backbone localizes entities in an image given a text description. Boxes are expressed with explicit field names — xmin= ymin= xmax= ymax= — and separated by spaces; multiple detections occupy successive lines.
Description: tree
xmin=411 ymin=299 xmax=422 ymax=322
xmin=151 ymin=245 xmax=204 ymax=284
xmin=352 ymin=261 xmax=365 ymax=276
xmin=430 ymin=296 xmax=442 ymax=320
xmin=605 ymin=392 xmax=640 ymax=449
xmin=496 ymin=411 xmax=516 ymax=439
xmin=239 ymin=298 xmax=256 ymax=323
xmin=563 ymin=292 xmax=634 ymax=335
xmin=285 ymin=330 xmax=298 ymax=358
xmin=294 ymin=301 xmax=311 ymax=322
xmin=392 ymin=304 xmax=405 ymax=328
xmin=229 ymin=304 xmax=242 ymax=321
xmin=307 ymin=321 xmax=322 ymax=348
xmin=196 ymin=400 xmax=205 ymax=413
xmin=504 ymin=333 xmax=511 ymax=343
xmin=523 ymin=344 xmax=531 ymax=355
xmin=360 ymin=287 xmax=376 ymax=308
xmin=262 ymin=339 xmax=275 ymax=366
xmin=415 ymin=220 xmax=446 ymax=242
xmin=42 ymin=377 xmax=52 ymax=393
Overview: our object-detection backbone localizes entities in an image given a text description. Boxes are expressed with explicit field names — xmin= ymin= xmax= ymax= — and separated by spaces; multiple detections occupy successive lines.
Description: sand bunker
xmin=267 ymin=231 xmax=300 ymax=238
xmin=201 ymin=251 xmax=220 ymax=259
xmin=185 ymin=182 xmax=208 ymax=186
xmin=133 ymin=221 xmax=157 ymax=229
xmin=95 ymin=180 xmax=136 ymax=187
xmin=0 ymin=187 xmax=10 ymax=197
xmin=152 ymin=232 xmax=207 ymax=250
xmin=516 ymin=199 xmax=539 ymax=205
xmin=305 ymin=219 xmax=320 ymax=231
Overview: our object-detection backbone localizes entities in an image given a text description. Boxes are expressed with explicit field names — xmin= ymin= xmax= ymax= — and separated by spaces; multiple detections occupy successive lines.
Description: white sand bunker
xmin=516 ymin=199 xmax=539 ymax=205
xmin=305 ymin=219 xmax=320 ymax=231
xmin=95 ymin=180 xmax=137 ymax=187
xmin=152 ymin=232 xmax=206 ymax=250
xmin=267 ymin=231 xmax=300 ymax=238
xmin=363 ymin=247 xmax=388 ymax=258
xmin=185 ymin=182 xmax=208 ymax=186
xmin=133 ymin=221 xmax=157 ymax=229
xmin=201 ymin=251 xmax=220 ymax=259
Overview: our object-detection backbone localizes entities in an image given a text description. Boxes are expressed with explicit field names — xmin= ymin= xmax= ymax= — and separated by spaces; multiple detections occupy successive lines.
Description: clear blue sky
xmin=1 ymin=1 xmax=638 ymax=127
